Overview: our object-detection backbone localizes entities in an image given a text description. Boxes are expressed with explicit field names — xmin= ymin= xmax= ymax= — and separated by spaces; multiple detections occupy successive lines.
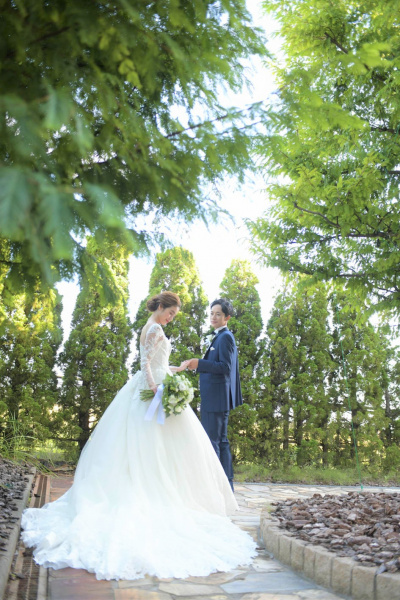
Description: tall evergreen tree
xmin=0 ymin=239 xmax=63 ymax=442
xmin=59 ymin=235 xmax=132 ymax=451
xmin=265 ymin=279 xmax=333 ymax=466
xmin=132 ymin=247 xmax=208 ymax=414
xmin=219 ymin=259 xmax=264 ymax=461
xmin=329 ymin=291 xmax=397 ymax=468
xmin=261 ymin=278 xmax=400 ymax=469
xmin=379 ymin=340 xmax=400 ymax=463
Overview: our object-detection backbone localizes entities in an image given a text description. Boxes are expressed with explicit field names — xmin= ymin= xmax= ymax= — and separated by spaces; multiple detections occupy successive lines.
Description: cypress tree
xmin=59 ymin=235 xmax=132 ymax=452
xmin=132 ymin=247 xmax=208 ymax=414
xmin=0 ymin=239 xmax=63 ymax=444
xmin=266 ymin=279 xmax=333 ymax=466
xmin=219 ymin=259 xmax=264 ymax=462
xmin=329 ymin=291 xmax=395 ymax=468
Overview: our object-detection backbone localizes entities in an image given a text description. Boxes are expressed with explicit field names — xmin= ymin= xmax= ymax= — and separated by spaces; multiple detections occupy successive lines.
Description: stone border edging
xmin=0 ymin=469 xmax=35 ymax=600
xmin=260 ymin=510 xmax=400 ymax=600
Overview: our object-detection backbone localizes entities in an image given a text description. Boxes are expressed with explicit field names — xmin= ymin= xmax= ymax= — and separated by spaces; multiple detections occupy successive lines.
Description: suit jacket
xmin=197 ymin=328 xmax=243 ymax=413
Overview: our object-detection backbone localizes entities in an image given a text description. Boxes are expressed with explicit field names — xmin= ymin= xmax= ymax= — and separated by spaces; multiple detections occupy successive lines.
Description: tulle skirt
xmin=21 ymin=372 xmax=257 ymax=580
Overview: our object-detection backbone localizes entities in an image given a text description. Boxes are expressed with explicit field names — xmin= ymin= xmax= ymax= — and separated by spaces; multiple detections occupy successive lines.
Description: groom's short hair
xmin=211 ymin=298 xmax=234 ymax=317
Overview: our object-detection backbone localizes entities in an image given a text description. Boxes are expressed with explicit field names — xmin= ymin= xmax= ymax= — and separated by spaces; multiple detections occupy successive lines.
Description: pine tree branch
xmin=164 ymin=105 xmax=257 ymax=139
xmin=292 ymin=203 xmax=400 ymax=240
xmin=370 ymin=125 xmax=396 ymax=133
xmin=324 ymin=31 xmax=384 ymax=77
xmin=293 ymin=201 xmax=340 ymax=228
xmin=324 ymin=32 xmax=349 ymax=55
xmin=31 ymin=26 xmax=71 ymax=46
xmin=5 ymin=27 xmax=71 ymax=61
xmin=0 ymin=259 xmax=20 ymax=266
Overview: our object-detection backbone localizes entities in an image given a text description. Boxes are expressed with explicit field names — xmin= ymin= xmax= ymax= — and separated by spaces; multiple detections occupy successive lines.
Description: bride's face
xmin=157 ymin=304 xmax=179 ymax=326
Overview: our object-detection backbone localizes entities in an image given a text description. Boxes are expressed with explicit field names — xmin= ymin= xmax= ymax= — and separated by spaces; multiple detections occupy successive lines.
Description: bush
xmin=382 ymin=444 xmax=400 ymax=473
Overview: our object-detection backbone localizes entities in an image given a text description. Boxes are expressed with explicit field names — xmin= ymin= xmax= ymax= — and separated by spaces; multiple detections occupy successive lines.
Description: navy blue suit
xmin=197 ymin=327 xmax=243 ymax=489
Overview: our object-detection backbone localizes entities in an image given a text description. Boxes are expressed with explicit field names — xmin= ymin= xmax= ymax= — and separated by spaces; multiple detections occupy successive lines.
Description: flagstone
xmin=297 ymin=590 xmax=345 ymax=600
xmin=221 ymin=572 xmax=317 ymax=594
xmin=182 ymin=570 xmax=242 ymax=584
xmin=114 ymin=591 xmax=172 ymax=600
xmin=241 ymin=594 xmax=301 ymax=600
xmin=48 ymin=567 xmax=89 ymax=579
xmin=49 ymin=574 xmax=111 ymax=588
xmin=251 ymin=557 xmax=288 ymax=573
xmin=48 ymin=578 xmax=114 ymax=600
xmin=114 ymin=577 xmax=155 ymax=589
xmin=181 ymin=596 xmax=229 ymax=600
xmin=158 ymin=582 xmax=223 ymax=596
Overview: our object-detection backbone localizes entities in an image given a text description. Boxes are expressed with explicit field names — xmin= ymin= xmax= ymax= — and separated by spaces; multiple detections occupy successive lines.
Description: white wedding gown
xmin=21 ymin=323 xmax=256 ymax=580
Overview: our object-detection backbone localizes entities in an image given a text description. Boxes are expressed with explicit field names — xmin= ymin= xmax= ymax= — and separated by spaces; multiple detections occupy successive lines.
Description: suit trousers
xmin=201 ymin=409 xmax=234 ymax=490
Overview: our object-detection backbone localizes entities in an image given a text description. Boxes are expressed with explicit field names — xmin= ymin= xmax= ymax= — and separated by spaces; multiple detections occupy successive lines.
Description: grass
xmin=2 ymin=425 xmax=399 ymax=488
xmin=0 ymin=418 xmax=40 ymax=466
xmin=31 ymin=440 xmax=79 ymax=465
xmin=234 ymin=462 xmax=400 ymax=487
xmin=0 ymin=421 xmax=78 ymax=473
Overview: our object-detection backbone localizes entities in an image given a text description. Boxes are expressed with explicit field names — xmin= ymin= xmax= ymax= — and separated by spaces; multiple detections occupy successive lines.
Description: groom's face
xmin=210 ymin=304 xmax=230 ymax=330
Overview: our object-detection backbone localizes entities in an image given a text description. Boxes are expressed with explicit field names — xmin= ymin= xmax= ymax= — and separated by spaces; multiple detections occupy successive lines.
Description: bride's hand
xmin=177 ymin=360 xmax=190 ymax=372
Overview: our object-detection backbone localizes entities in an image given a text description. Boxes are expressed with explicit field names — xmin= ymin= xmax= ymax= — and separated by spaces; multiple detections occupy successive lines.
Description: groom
xmin=187 ymin=298 xmax=243 ymax=491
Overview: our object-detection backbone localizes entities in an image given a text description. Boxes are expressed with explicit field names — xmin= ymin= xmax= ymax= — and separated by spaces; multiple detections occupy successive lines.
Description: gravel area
xmin=272 ymin=491 xmax=400 ymax=573
xmin=0 ymin=458 xmax=31 ymax=552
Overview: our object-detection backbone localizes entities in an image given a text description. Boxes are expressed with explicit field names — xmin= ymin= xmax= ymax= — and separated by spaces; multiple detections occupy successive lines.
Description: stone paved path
xmin=44 ymin=479 xmax=400 ymax=600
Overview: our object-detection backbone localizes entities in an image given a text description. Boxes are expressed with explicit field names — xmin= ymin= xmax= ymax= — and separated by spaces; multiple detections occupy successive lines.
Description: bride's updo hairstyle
xmin=146 ymin=291 xmax=181 ymax=312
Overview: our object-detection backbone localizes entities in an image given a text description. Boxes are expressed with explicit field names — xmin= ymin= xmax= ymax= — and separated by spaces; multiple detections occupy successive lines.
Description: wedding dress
xmin=21 ymin=323 xmax=256 ymax=580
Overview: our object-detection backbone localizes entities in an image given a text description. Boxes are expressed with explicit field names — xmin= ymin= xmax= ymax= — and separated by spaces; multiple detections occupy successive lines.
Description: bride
xmin=21 ymin=291 xmax=256 ymax=581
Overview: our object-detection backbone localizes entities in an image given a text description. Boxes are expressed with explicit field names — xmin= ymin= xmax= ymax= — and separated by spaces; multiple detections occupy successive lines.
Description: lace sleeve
xmin=141 ymin=323 xmax=164 ymax=389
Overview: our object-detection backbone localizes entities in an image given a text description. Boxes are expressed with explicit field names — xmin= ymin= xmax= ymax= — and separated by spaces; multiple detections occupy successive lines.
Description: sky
xmin=57 ymin=1 xmax=283 ymax=344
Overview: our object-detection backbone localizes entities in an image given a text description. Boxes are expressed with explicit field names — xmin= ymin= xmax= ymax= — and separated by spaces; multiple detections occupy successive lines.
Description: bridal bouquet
xmin=140 ymin=373 xmax=194 ymax=419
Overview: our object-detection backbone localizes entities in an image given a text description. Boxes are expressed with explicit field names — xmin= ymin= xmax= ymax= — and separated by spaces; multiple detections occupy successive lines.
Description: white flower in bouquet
xmin=140 ymin=373 xmax=194 ymax=418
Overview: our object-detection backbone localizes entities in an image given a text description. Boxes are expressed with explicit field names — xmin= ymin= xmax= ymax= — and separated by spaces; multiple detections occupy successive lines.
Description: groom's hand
xmin=178 ymin=360 xmax=191 ymax=371
xmin=187 ymin=358 xmax=199 ymax=371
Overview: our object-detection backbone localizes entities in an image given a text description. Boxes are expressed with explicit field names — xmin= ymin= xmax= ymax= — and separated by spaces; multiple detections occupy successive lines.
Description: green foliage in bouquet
xmin=140 ymin=373 xmax=194 ymax=417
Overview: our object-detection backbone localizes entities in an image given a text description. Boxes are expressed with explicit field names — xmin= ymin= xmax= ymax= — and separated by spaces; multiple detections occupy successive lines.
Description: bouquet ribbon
xmin=144 ymin=384 xmax=165 ymax=425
